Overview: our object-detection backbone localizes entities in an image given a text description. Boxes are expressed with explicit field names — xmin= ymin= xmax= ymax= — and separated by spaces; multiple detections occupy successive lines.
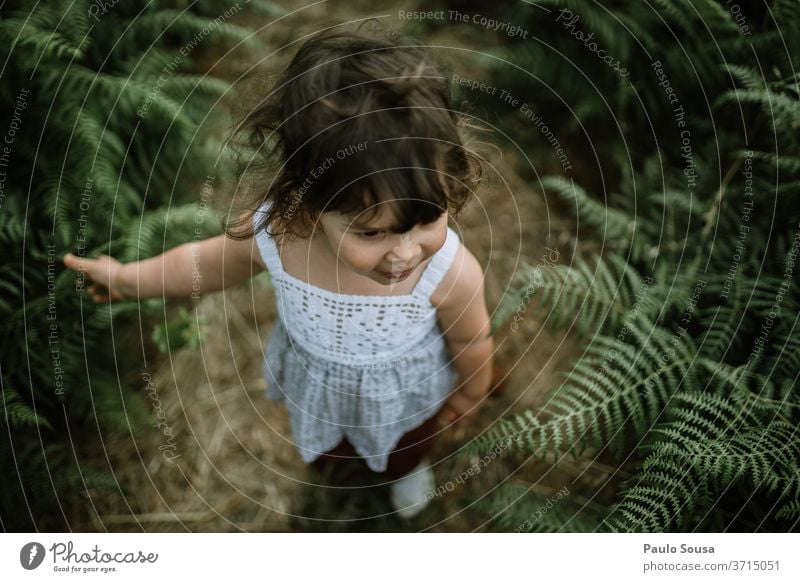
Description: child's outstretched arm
xmin=435 ymin=244 xmax=494 ymax=426
xmin=63 ymin=224 xmax=265 ymax=302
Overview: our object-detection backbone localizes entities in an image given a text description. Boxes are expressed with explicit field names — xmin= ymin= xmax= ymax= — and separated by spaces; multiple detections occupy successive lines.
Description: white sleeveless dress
xmin=253 ymin=201 xmax=460 ymax=472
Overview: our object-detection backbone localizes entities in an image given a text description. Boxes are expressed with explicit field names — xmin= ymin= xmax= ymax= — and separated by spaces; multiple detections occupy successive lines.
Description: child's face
xmin=315 ymin=202 xmax=449 ymax=285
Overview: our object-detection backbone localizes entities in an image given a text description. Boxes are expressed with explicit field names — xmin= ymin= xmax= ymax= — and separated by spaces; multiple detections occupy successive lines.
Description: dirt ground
xmin=76 ymin=1 xmax=617 ymax=532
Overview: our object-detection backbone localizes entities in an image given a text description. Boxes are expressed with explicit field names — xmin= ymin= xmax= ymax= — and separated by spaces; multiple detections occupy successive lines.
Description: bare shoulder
xmin=430 ymin=241 xmax=485 ymax=311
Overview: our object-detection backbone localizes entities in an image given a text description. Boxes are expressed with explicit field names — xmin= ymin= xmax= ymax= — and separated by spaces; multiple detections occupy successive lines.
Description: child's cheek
xmin=350 ymin=252 xmax=383 ymax=273
xmin=337 ymin=242 xmax=377 ymax=273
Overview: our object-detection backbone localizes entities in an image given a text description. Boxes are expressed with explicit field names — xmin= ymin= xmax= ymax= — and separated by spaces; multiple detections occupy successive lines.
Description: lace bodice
xmin=252 ymin=201 xmax=461 ymax=366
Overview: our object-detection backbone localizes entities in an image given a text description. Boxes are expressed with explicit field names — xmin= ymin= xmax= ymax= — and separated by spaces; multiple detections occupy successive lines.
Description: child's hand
xmin=440 ymin=365 xmax=507 ymax=427
xmin=63 ymin=253 xmax=128 ymax=302
xmin=440 ymin=389 xmax=484 ymax=427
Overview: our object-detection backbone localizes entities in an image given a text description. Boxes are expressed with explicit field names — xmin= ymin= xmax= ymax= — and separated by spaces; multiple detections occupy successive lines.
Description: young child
xmin=63 ymin=26 xmax=494 ymax=520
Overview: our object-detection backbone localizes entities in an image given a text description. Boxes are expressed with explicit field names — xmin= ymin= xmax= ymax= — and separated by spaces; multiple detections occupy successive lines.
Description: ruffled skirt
xmin=262 ymin=318 xmax=456 ymax=472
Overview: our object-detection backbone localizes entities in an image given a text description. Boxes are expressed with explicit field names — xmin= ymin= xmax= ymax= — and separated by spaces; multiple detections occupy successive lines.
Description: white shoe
xmin=389 ymin=459 xmax=435 ymax=519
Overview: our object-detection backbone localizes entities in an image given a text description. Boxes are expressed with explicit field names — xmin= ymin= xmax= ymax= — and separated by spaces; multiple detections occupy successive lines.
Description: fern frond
xmin=472 ymin=482 xmax=599 ymax=532
xmin=117 ymin=202 xmax=222 ymax=262
xmin=495 ymin=251 xmax=649 ymax=335
xmin=461 ymin=314 xmax=695 ymax=462
xmin=124 ymin=10 xmax=266 ymax=53
xmin=716 ymin=88 xmax=800 ymax=128
xmin=1 ymin=388 xmax=53 ymax=430
xmin=722 ymin=64 xmax=767 ymax=90
xmin=698 ymin=283 xmax=744 ymax=361
xmin=541 ymin=176 xmax=643 ymax=260
xmin=0 ymin=9 xmax=87 ymax=66
xmin=638 ymin=391 xmax=800 ymax=512
xmin=776 ymin=500 xmax=800 ymax=520
xmin=602 ymin=468 xmax=712 ymax=532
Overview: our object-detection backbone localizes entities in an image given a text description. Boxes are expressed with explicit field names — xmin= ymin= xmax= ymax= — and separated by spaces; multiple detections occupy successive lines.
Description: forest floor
xmin=76 ymin=0 xmax=618 ymax=532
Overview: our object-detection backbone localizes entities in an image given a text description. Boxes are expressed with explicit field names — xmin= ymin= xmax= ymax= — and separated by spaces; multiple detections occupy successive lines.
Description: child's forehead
xmin=331 ymin=203 xmax=400 ymax=228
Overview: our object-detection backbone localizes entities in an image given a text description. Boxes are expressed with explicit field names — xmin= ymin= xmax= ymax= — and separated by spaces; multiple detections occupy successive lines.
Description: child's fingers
xmin=65 ymin=254 xmax=123 ymax=302
xmin=63 ymin=253 xmax=87 ymax=271
xmin=438 ymin=406 xmax=453 ymax=425
xmin=86 ymin=283 xmax=110 ymax=302
xmin=439 ymin=406 xmax=460 ymax=426
xmin=64 ymin=253 xmax=99 ymax=283
xmin=90 ymin=287 xmax=110 ymax=302
xmin=65 ymin=253 xmax=113 ymax=283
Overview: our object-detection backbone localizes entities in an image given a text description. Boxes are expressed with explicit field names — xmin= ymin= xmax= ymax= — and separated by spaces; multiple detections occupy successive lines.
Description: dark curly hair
xmin=226 ymin=23 xmax=483 ymax=241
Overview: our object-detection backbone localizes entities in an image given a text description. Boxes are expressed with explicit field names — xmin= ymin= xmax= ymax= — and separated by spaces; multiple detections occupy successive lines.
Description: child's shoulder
xmin=234 ymin=205 xmax=280 ymax=269
xmin=430 ymin=241 xmax=485 ymax=312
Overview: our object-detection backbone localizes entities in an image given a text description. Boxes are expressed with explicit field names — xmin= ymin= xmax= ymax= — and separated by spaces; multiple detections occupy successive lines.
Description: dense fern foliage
xmin=0 ymin=0 xmax=274 ymax=530
xmin=433 ymin=0 xmax=800 ymax=531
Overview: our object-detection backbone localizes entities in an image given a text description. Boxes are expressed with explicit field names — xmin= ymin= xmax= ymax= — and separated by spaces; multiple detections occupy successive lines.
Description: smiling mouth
xmin=378 ymin=267 xmax=413 ymax=279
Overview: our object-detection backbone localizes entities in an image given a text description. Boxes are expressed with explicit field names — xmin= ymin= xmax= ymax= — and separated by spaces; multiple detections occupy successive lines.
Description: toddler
xmin=63 ymin=26 xmax=494 ymax=520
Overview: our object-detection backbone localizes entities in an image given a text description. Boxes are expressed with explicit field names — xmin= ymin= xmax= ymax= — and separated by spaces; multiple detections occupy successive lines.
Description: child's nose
xmin=388 ymin=233 xmax=420 ymax=263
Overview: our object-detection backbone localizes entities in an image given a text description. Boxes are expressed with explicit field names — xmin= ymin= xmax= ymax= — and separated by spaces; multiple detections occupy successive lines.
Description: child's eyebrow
xmin=348 ymin=209 xmax=446 ymax=230
xmin=350 ymin=220 xmax=413 ymax=235
xmin=350 ymin=220 xmax=389 ymax=229
xmin=346 ymin=214 xmax=393 ymax=229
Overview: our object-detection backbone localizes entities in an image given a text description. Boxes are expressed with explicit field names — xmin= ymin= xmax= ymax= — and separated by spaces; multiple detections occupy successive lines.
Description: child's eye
xmin=357 ymin=230 xmax=383 ymax=239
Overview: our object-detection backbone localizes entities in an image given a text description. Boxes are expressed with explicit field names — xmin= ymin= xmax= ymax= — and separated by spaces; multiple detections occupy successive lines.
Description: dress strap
xmin=414 ymin=226 xmax=460 ymax=300
xmin=252 ymin=201 xmax=284 ymax=276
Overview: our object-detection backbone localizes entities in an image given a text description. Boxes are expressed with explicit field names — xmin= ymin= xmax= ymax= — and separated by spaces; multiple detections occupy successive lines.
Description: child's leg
xmin=309 ymin=406 xmax=445 ymax=480
xmin=309 ymin=438 xmax=361 ymax=480
xmin=383 ymin=409 xmax=442 ymax=479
